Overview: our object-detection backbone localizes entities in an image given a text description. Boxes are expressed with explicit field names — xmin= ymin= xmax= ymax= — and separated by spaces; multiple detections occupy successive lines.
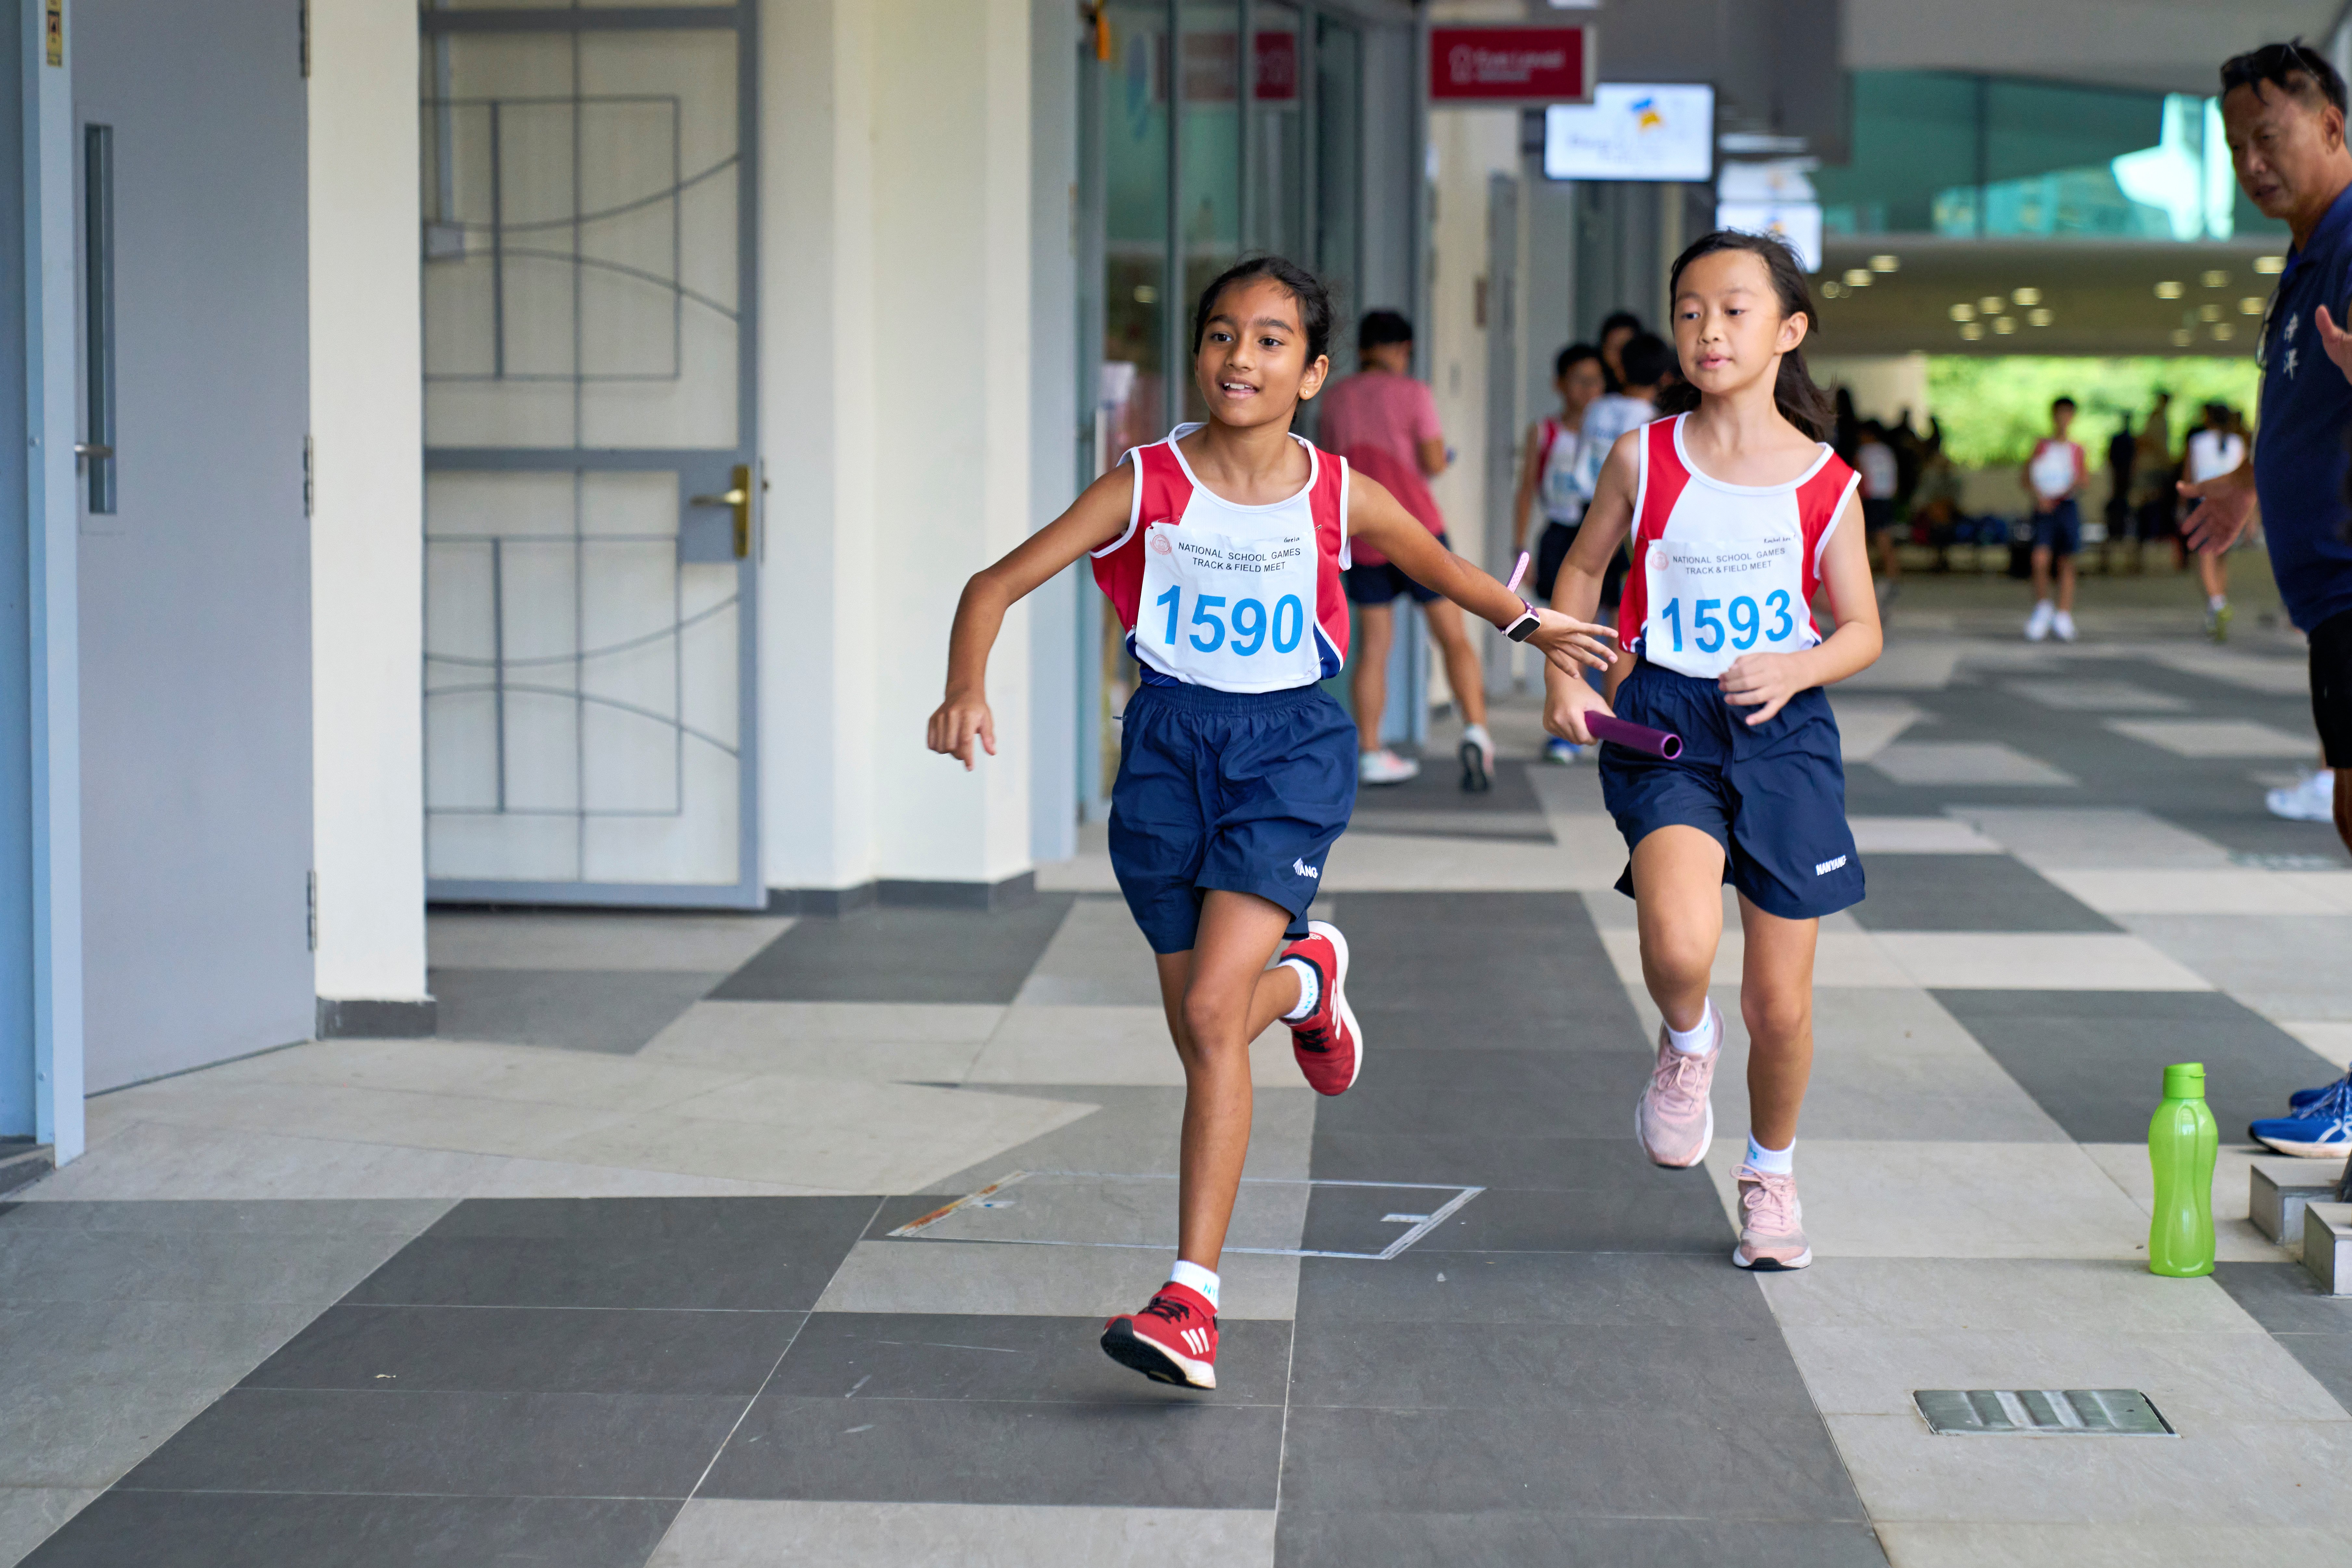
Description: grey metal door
xmin=420 ymin=5 xmax=759 ymax=909
xmin=73 ymin=1 xmax=315 ymax=1088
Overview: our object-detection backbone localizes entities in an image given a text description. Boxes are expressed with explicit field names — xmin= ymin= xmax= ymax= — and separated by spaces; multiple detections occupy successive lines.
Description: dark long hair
xmin=1191 ymin=255 xmax=1335 ymax=366
xmin=1654 ymin=230 xmax=1836 ymax=442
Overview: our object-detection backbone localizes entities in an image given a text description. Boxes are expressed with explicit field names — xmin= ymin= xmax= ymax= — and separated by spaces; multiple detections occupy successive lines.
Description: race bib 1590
xmin=1134 ymin=521 xmax=1324 ymax=692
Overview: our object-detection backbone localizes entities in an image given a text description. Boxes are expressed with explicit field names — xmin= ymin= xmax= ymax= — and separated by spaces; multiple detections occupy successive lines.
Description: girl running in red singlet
xmin=1544 ymin=231 xmax=1883 ymax=1272
xmin=928 ymin=258 xmax=1615 ymax=1388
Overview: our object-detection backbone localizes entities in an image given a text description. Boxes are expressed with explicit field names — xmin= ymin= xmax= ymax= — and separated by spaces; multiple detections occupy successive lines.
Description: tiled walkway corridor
xmin=7 ymin=585 xmax=2352 ymax=1565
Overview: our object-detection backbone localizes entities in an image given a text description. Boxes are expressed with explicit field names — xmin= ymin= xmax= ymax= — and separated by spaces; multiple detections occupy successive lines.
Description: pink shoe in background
xmin=1732 ymin=1164 xmax=1813 ymax=1270
xmin=1635 ymin=1009 xmax=1719 ymax=1168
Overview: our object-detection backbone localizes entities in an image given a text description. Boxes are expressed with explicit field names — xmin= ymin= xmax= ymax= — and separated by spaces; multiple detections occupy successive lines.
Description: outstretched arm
xmin=1348 ymin=472 xmax=1615 ymax=675
xmin=929 ymin=465 xmax=1134 ymax=769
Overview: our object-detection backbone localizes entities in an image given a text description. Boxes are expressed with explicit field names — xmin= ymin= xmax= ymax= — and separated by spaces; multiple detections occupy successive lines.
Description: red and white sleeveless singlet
xmin=1090 ymin=424 xmax=1352 ymax=692
xmin=1620 ymin=414 xmax=1859 ymax=680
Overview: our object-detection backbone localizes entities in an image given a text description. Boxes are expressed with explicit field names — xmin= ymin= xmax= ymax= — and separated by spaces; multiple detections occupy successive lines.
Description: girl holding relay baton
xmin=1544 ymin=230 xmax=1883 ymax=1271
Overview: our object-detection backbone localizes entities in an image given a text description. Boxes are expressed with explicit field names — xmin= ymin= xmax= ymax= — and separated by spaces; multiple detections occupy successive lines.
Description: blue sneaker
xmin=2287 ymin=1067 xmax=2351 ymax=1112
xmin=2252 ymin=1077 xmax=2352 ymax=1158
xmin=1545 ymin=737 xmax=1584 ymax=765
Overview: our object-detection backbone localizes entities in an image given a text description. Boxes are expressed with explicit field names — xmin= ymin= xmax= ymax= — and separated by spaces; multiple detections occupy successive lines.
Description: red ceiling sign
xmin=1429 ymin=26 xmax=1594 ymax=104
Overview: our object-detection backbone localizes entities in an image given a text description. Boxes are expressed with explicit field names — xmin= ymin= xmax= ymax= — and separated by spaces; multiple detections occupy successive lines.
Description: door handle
xmin=74 ymin=442 xmax=113 ymax=462
xmin=689 ymin=463 xmax=753 ymax=559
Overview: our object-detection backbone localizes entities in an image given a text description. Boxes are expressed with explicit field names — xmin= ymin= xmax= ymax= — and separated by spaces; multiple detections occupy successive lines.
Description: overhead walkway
xmin=3 ymin=578 xmax=2350 ymax=1566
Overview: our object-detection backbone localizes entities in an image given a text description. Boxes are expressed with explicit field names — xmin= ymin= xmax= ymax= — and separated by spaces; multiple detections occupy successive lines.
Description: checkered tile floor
xmin=7 ymin=593 xmax=2352 ymax=1566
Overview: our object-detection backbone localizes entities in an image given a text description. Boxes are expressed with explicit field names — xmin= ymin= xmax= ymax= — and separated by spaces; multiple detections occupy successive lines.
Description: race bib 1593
xmin=1640 ymin=532 xmax=1811 ymax=679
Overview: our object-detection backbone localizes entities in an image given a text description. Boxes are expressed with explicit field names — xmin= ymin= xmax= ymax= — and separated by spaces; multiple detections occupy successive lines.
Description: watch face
xmin=1506 ymin=612 xmax=1539 ymax=643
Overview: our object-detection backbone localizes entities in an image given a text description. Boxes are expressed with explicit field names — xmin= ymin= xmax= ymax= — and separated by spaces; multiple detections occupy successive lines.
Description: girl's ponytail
xmin=1657 ymin=230 xmax=1837 ymax=442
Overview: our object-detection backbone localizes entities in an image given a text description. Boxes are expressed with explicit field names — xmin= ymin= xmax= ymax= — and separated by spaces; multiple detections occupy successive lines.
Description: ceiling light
xmin=1976 ymin=295 xmax=2003 ymax=314
xmin=2171 ymin=327 xmax=2195 ymax=346
xmin=2254 ymin=255 xmax=2286 ymax=274
xmin=2240 ymin=296 xmax=2266 ymax=315
xmin=2200 ymin=269 xmax=2229 ymax=288
xmin=1133 ymin=285 xmax=1158 ymax=303
xmin=1821 ymin=280 xmax=1843 ymax=298
xmin=2012 ymin=287 xmax=2042 ymax=306
xmin=1868 ymin=254 xmax=1900 ymax=273
xmin=2211 ymin=322 xmax=2235 ymax=341
xmin=1950 ymin=302 xmax=1976 ymax=322
xmin=1958 ymin=322 xmax=1986 ymax=341
xmin=1992 ymin=315 xmax=2018 ymax=334
xmin=2198 ymin=302 xmax=2223 ymax=322
xmin=1843 ymin=268 xmax=1873 ymax=287
xmin=2027 ymin=307 xmax=2054 ymax=327
xmin=2155 ymin=280 xmax=2184 ymax=299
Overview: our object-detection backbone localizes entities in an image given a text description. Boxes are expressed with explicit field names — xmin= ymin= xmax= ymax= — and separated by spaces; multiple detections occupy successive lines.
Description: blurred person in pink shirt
xmin=1318 ymin=311 xmax=1496 ymax=791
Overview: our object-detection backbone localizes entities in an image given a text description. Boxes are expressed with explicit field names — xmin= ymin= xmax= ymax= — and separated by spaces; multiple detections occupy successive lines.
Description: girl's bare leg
xmin=1152 ymin=891 xmax=1304 ymax=1271
xmin=1736 ymin=896 xmax=1820 ymax=1150
xmin=1630 ymin=826 xmax=1727 ymax=1032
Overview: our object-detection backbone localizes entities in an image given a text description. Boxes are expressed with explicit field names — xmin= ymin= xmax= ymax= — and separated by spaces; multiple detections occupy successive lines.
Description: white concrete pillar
xmin=762 ymin=0 xmax=1036 ymax=900
xmin=307 ymin=0 xmax=428 ymax=1019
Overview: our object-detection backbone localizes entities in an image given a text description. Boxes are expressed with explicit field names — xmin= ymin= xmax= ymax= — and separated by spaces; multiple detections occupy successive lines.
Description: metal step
xmin=0 ymin=1140 xmax=54 ymax=1197
xmin=2304 ymin=1202 xmax=2352 ymax=1296
xmin=2251 ymin=1156 xmax=2348 ymax=1247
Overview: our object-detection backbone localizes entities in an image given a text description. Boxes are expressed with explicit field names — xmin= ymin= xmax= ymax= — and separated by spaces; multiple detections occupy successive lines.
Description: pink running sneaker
xmin=1279 ymin=921 xmax=1362 ymax=1096
xmin=1635 ymin=1008 xmax=1719 ymax=1167
xmin=1732 ymin=1164 xmax=1813 ymax=1270
xmin=1101 ymin=1281 xmax=1219 ymax=1388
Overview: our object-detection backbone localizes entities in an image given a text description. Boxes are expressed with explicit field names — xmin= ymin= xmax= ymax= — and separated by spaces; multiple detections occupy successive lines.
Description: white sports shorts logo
xmin=1293 ymin=858 xmax=1320 ymax=880
xmin=1814 ymin=855 xmax=1847 ymax=876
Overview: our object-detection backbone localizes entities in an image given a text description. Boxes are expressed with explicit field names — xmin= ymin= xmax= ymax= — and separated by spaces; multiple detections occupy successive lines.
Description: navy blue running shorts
xmin=2031 ymin=497 xmax=2082 ymax=557
xmin=1107 ymin=679 xmax=1359 ymax=954
xmin=1598 ymin=660 xmax=1865 ymax=921
xmin=1343 ymin=531 xmax=1449 ymax=607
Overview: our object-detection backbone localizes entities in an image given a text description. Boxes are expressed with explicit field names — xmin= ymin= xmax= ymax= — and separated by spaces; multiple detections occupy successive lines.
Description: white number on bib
xmin=1135 ymin=521 xmax=1323 ymax=691
xmin=1641 ymin=532 xmax=1811 ymax=679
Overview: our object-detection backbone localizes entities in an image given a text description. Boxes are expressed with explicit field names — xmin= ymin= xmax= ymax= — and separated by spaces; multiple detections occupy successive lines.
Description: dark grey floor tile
xmin=346 ymin=1197 xmax=877 ymax=1311
xmin=1935 ymin=990 xmax=2333 ymax=1143
xmin=1353 ymin=758 xmax=1546 ymax=816
xmin=2273 ymin=1333 xmax=2352 ymax=1416
xmin=1328 ymin=1182 xmax=1730 ymax=1255
xmin=1307 ymin=1131 xmax=1707 ymax=1194
xmin=242 ymin=1303 xmax=802 ymax=1395
xmin=23 ymin=1493 xmax=679 ymax=1568
xmin=119 ymin=1388 xmax=743 ymax=1498
xmin=1296 ymin=1251 xmax=1774 ymax=1329
xmin=1316 ymin=1056 xmax=1651 ymax=1139
xmin=428 ymin=968 xmax=721 ymax=1054
xmin=1347 ymin=1007 xmax=1648 ymax=1053
xmin=1288 ymin=1321 xmax=1814 ymax=1413
xmin=1274 ymin=1511 xmax=1887 ymax=1567
xmin=1278 ymin=1406 xmax=1862 ymax=1517
xmin=710 ymin=897 xmax=1074 ymax=1004
xmin=2214 ymin=1261 xmax=2352 ymax=1333
xmin=1847 ymin=853 xmax=2118 ymax=933
xmin=699 ymin=1393 xmax=1282 ymax=1508
xmin=770 ymin=1313 xmax=1291 ymax=1406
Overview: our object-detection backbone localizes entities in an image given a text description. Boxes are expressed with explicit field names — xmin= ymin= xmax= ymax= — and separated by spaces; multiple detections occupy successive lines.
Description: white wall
xmin=1813 ymin=353 xmax=1930 ymax=430
xmin=762 ymin=0 xmax=1035 ymax=894
xmin=308 ymin=0 xmax=427 ymax=1008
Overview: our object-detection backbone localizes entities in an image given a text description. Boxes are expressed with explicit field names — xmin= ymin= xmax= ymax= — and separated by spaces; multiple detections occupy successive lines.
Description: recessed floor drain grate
xmin=1915 ymin=1389 xmax=2173 ymax=1436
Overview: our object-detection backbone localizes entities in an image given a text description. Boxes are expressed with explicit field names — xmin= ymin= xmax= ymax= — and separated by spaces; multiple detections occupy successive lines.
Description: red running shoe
xmin=1280 ymin=920 xmax=1362 ymax=1095
xmin=1101 ymin=1281 xmax=1218 ymax=1388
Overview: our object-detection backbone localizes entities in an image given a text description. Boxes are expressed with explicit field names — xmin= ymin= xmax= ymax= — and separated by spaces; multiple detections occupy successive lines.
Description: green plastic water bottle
xmin=2148 ymin=1062 xmax=2218 ymax=1278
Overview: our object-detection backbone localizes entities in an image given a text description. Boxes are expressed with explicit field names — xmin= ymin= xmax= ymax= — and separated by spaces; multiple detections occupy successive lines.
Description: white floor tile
xmin=2038 ymin=868 xmax=2346 ymax=917
xmin=2122 ymin=914 xmax=2352 ymax=1016
xmin=1322 ymin=829 xmax=1625 ymax=891
xmin=1755 ymin=1256 xmax=2261 ymax=1333
xmin=646 ymin=1499 xmax=1276 ymax=1568
xmin=2078 ymin=1141 xmax=2302 ymax=1264
xmin=2106 ymin=719 xmax=2318 ymax=758
xmin=1601 ymin=928 xmax=1910 ymax=989
xmin=1831 ymin=698 xmax=1927 ymax=762
xmin=2277 ymin=1019 xmax=2352 ymax=1071
xmin=219 ymin=1037 xmax=754 ymax=1114
xmin=1014 ymin=898 xmax=1164 ymax=1006
xmin=1873 ymin=743 xmax=2076 ymax=788
xmin=1849 ymin=817 xmax=2006 ymax=854
xmin=2138 ymin=646 xmax=2314 ymax=695
xmin=0 ymin=1487 xmax=100 ymax=1567
xmin=965 ymin=1006 xmax=1301 ymax=1087
xmin=2004 ymin=679 xmax=2189 ymax=713
xmin=1871 ymin=932 xmax=2211 ymax=991
xmin=1839 ymin=641 xmax=1964 ymax=690
xmin=1943 ymin=808 xmax=2231 ymax=871
xmin=1878 ymin=1522 xmax=2352 ymax=1568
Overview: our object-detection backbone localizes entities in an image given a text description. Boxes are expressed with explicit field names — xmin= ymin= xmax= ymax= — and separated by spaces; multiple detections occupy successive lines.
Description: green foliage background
xmin=1923 ymin=356 xmax=2262 ymax=468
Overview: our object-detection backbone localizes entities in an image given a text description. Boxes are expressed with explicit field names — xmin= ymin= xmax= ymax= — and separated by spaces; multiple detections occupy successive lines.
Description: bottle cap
xmin=2163 ymin=1062 xmax=2206 ymax=1099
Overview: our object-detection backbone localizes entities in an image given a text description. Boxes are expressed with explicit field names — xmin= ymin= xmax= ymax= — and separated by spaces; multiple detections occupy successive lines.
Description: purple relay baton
xmin=1588 ymin=713 xmax=1683 ymax=760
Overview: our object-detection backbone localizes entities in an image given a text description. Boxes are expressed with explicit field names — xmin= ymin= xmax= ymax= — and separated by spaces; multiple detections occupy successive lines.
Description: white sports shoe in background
xmin=2267 ymin=770 xmax=2337 ymax=823
xmin=2024 ymin=600 xmax=2055 ymax=642
xmin=1358 ymin=748 xmax=1420 ymax=786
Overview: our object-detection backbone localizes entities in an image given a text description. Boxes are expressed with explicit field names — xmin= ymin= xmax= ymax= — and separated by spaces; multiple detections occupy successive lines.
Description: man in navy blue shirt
xmin=2185 ymin=41 xmax=2352 ymax=856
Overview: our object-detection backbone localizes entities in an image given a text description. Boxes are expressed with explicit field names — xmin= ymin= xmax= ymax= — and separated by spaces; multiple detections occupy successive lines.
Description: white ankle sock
xmin=1745 ymin=1134 xmax=1794 ymax=1175
xmin=1279 ymin=957 xmax=1320 ymax=1021
xmin=2209 ymin=594 xmax=2228 ymax=611
xmin=1666 ymin=1002 xmax=1716 ymax=1056
xmin=1169 ymin=1259 xmax=1221 ymax=1308
xmin=1463 ymin=722 xmax=1492 ymax=749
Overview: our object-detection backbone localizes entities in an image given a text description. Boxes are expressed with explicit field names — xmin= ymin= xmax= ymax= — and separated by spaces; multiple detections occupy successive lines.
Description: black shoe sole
xmin=1458 ymin=739 xmax=1490 ymax=793
xmin=1100 ymin=1320 xmax=1194 ymax=1386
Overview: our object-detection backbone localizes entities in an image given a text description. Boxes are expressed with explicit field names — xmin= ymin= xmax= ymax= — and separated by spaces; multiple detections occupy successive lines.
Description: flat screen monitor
xmin=1543 ymin=84 xmax=1716 ymax=182
xmin=1714 ymin=202 xmax=1823 ymax=272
